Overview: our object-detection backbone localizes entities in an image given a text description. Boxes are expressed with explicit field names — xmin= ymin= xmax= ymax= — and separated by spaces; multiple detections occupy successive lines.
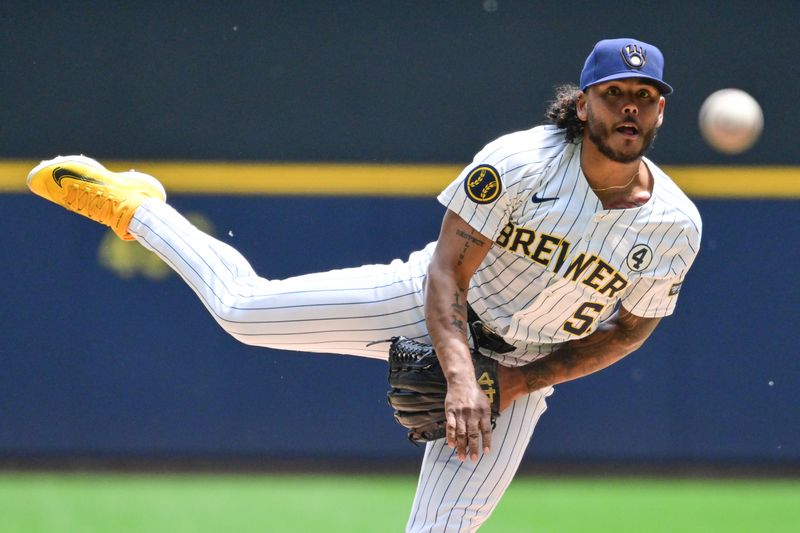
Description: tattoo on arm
xmin=449 ymin=287 xmax=468 ymax=335
xmin=455 ymin=228 xmax=485 ymax=246
xmin=523 ymin=335 xmax=619 ymax=392
xmin=447 ymin=227 xmax=484 ymax=334
xmin=454 ymin=228 xmax=484 ymax=267
xmin=522 ymin=312 xmax=657 ymax=393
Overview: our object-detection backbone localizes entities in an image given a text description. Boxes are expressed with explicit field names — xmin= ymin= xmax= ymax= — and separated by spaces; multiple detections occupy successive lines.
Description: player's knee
xmin=211 ymin=306 xmax=262 ymax=346
xmin=228 ymin=330 xmax=258 ymax=347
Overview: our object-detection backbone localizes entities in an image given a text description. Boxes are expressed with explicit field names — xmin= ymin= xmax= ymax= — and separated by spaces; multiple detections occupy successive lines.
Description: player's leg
xmin=129 ymin=199 xmax=433 ymax=358
xmin=27 ymin=155 xmax=432 ymax=359
xmin=405 ymin=387 xmax=553 ymax=532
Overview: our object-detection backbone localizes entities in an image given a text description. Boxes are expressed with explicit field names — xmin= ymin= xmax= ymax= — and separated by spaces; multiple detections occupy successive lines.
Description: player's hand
xmin=445 ymin=380 xmax=493 ymax=462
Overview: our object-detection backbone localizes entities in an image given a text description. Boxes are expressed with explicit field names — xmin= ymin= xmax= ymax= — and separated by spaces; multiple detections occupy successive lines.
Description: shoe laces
xmin=64 ymin=183 xmax=121 ymax=225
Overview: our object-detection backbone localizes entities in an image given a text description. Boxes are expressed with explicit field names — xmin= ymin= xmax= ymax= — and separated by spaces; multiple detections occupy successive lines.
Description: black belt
xmin=467 ymin=305 xmax=516 ymax=354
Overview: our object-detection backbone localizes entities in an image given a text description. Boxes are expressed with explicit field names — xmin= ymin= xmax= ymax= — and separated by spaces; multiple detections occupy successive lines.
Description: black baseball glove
xmin=384 ymin=336 xmax=500 ymax=443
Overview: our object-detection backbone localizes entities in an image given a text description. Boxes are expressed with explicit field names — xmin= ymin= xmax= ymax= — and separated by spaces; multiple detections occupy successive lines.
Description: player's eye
xmin=638 ymin=89 xmax=652 ymax=99
xmin=606 ymin=87 xmax=620 ymax=96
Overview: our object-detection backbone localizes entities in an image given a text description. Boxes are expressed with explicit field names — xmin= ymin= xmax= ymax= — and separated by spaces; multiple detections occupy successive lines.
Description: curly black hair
xmin=544 ymin=84 xmax=584 ymax=143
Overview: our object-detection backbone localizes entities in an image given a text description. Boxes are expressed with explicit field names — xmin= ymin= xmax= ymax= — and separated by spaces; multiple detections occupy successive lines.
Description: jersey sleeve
xmin=622 ymin=276 xmax=685 ymax=317
xmin=622 ymin=221 xmax=702 ymax=318
xmin=437 ymin=148 xmax=516 ymax=241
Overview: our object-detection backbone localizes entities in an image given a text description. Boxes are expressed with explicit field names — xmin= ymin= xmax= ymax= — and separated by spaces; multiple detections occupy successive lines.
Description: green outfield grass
xmin=0 ymin=472 xmax=797 ymax=532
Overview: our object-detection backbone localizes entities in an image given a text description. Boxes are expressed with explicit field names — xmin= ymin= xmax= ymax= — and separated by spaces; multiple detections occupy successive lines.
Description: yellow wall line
xmin=2 ymin=160 xmax=798 ymax=198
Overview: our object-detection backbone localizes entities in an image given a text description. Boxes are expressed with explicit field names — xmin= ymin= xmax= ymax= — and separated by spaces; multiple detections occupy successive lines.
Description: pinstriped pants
xmin=130 ymin=200 xmax=552 ymax=532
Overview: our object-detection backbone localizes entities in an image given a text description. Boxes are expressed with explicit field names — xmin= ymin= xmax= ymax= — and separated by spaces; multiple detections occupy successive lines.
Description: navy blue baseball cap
xmin=580 ymin=38 xmax=673 ymax=95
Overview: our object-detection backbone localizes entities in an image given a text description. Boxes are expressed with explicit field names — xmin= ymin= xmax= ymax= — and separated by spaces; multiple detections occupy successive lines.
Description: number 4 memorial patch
xmin=626 ymin=244 xmax=653 ymax=272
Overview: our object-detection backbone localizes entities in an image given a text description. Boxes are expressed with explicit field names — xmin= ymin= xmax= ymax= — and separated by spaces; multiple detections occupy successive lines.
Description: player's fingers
xmin=480 ymin=410 xmax=492 ymax=455
xmin=446 ymin=411 xmax=457 ymax=449
xmin=466 ymin=417 xmax=482 ymax=462
xmin=455 ymin=416 xmax=468 ymax=461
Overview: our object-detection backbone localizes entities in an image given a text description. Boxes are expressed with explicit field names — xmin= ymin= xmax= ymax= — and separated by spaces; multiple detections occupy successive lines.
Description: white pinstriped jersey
xmin=439 ymin=125 xmax=702 ymax=365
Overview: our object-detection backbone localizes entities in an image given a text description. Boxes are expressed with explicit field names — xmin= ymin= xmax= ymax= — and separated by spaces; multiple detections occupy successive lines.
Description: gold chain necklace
xmin=591 ymin=170 xmax=639 ymax=193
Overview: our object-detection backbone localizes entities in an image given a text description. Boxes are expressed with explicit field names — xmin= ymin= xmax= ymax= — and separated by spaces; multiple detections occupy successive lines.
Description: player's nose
xmin=622 ymin=102 xmax=639 ymax=115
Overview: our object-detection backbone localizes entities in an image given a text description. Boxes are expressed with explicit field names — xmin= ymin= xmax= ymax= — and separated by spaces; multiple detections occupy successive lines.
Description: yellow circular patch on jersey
xmin=464 ymin=165 xmax=501 ymax=204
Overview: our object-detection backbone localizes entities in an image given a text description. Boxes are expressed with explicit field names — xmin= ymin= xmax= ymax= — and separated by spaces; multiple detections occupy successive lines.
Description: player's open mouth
xmin=616 ymin=123 xmax=639 ymax=137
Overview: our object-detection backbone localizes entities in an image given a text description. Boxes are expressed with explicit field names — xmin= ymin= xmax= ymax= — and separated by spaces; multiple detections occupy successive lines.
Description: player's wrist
xmin=445 ymin=372 xmax=482 ymax=390
xmin=437 ymin=345 xmax=479 ymax=385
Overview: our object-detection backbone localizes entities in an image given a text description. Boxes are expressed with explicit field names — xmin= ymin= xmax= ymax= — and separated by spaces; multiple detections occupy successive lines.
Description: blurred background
xmin=1 ymin=1 xmax=798 ymax=531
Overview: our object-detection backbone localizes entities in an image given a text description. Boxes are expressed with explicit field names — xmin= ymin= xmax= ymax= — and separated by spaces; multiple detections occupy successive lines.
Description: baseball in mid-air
xmin=698 ymin=88 xmax=764 ymax=154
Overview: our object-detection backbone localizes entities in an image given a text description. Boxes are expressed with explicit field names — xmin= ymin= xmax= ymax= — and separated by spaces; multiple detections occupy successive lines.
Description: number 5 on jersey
xmin=562 ymin=302 xmax=607 ymax=336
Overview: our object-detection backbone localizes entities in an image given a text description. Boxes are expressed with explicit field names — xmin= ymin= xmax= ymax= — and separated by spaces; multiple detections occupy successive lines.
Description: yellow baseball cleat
xmin=27 ymin=155 xmax=166 ymax=241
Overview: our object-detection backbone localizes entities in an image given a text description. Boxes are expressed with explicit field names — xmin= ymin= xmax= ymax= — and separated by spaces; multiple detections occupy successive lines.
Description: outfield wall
xmin=1 ymin=191 xmax=797 ymax=464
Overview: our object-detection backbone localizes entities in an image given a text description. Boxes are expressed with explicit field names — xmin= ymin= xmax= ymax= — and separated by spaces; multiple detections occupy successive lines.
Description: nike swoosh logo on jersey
xmin=53 ymin=167 xmax=106 ymax=188
xmin=531 ymin=192 xmax=559 ymax=203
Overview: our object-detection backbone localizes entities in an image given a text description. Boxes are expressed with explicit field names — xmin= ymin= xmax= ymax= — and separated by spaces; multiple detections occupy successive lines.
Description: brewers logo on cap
xmin=464 ymin=164 xmax=501 ymax=204
xmin=621 ymin=44 xmax=647 ymax=69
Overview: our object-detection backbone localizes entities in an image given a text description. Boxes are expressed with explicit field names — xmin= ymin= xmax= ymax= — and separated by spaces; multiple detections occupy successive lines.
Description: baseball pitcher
xmin=27 ymin=38 xmax=701 ymax=532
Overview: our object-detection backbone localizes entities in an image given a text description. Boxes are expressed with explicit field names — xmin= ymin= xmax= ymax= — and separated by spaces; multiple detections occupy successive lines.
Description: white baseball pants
xmin=129 ymin=199 xmax=551 ymax=532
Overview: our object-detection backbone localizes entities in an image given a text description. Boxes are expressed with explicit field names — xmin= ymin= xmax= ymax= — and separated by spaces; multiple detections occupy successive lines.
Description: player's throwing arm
xmin=424 ymin=210 xmax=494 ymax=462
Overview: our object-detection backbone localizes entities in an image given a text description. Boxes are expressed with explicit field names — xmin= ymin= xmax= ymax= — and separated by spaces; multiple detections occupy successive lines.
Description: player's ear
xmin=655 ymin=96 xmax=665 ymax=128
xmin=576 ymin=92 xmax=588 ymax=122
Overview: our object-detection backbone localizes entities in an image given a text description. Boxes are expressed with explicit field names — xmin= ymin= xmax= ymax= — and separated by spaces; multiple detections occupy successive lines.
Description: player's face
xmin=579 ymin=79 xmax=666 ymax=163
